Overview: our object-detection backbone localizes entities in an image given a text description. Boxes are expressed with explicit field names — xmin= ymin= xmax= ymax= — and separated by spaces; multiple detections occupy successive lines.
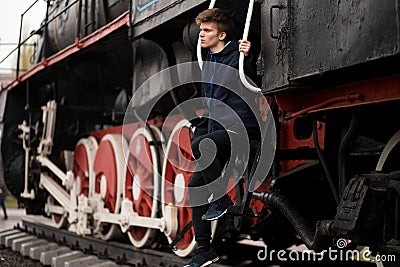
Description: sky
xmin=0 ymin=0 xmax=46 ymax=74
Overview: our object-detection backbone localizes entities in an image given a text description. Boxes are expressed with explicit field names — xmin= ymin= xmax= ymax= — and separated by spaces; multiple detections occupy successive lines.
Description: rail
xmin=239 ymin=0 xmax=262 ymax=93
xmin=0 ymin=0 xmax=83 ymax=80
xmin=20 ymin=219 xmax=234 ymax=266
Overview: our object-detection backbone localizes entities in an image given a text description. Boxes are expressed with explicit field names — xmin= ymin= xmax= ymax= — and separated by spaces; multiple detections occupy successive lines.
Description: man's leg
xmin=185 ymin=130 xmax=237 ymax=266
xmin=191 ymin=130 xmax=231 ymax=200
xmin=186 ymin=171 xmax=219 ymax=267
xmin=191 ymin=131 xmax=235 ymax=221
xmin=188 ymin=171 xmax=211 ymax=247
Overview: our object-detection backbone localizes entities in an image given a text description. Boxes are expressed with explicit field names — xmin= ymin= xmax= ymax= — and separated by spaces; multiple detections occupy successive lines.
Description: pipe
xmin=197 ymin=0 xmax=217 ymax=70
xmin=313 ymin=119 xmax=339 ymax=205
xmin=284 ymin=95 xmax=361 ymax=120
xmin=128 ymin=0 xmax=135 ymax=39
xmin=41 ymin=0 xmax=50 ymax=61
xmin=0 ymin=0 xmax=78 ymax=66
xmin=238 ymin=0 xmax=262 ymax=93
xmin=76 ymin=0 xmax=83 ymax=43
xmin=16 ymin=14 xmax=24 ymax=79
xmin=16 ymin=0 xmax=40 ymax=79
xmin=338 ymin=113 xmax=359 ymax=195
xmin=253 ymin=191 xmax=332 ymax=251
xmin=84 ymin=0 xmax=88 ymax=35
xmin=91 ymin=0 xmax=96 ymax=32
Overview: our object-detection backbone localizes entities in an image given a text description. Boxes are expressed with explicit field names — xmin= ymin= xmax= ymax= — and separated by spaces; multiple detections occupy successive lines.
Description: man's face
xmin=199 ymin=21 xmax=224 ymax=50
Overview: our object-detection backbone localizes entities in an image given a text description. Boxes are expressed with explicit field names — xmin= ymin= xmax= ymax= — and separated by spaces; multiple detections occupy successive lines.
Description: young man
xmin=185 ymin=8 xmax=259 ymax=267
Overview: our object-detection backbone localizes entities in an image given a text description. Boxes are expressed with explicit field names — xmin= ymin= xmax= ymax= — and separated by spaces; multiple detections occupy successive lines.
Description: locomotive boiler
xmin=0 ymin=0 xmax=399 ymax=263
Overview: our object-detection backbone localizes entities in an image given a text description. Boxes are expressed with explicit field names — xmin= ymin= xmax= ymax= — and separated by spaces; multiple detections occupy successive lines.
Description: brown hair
xmin=195 ymin=8 xmax=235 ymax=41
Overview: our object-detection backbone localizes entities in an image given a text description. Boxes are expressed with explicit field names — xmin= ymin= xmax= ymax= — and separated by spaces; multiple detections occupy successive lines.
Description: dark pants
xmin=188 ymin=128 xmax=259 ymax=247
xmin=0 ymin=196 xmax=7 ymax=219
xmin=189 ymin=130 xmax=231 ymax=247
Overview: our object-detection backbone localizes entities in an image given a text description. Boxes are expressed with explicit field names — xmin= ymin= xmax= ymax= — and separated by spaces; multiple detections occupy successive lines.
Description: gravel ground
xmin=0 ymin=247 xmax=43 ymax=267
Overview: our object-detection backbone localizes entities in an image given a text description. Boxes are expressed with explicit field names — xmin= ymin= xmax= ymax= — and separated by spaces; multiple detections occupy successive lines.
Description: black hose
xmin=253 ymin=191 xmax=331 ymax=251
xmin=338 ymin=113 xmax=359 ymax=196
xmin=313 ymin=119 xmax=339 ymax=205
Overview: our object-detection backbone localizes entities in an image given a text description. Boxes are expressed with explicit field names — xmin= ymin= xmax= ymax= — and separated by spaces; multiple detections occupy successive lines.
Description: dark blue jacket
xmin=193 ymin=40 xmax=259 ymax=138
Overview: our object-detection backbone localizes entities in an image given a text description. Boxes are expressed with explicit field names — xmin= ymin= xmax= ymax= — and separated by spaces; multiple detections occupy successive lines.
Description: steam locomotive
xmin=1 ymin=0 xmax=399 ymax=262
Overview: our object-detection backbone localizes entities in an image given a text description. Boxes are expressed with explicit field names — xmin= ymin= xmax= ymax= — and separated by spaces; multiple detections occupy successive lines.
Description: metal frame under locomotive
xmin=0 ymin=0 xmax=399 ymax=262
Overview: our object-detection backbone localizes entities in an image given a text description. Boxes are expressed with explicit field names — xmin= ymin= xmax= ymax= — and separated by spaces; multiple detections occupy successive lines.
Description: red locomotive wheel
xmin=125 ymin=126 xmax=163 ymax=248
xmin=48 ymin=137 xmax=98 ymax=228
xmin=47 ymin=195 xmax=67 ymax=229
xmin=162 ymin=120 xmax=197 ymax=257
xmin=93 ymin=134 xmax=127 ymax=240
xmin=72 ymin=137 xmax=98 ymax=197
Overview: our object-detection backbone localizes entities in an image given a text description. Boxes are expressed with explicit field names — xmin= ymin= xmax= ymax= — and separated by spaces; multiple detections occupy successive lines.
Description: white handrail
xmin=239 ymin=0 xmax=262 ymax=93
xmin=197 ymin=0 xmax=217 ymax=70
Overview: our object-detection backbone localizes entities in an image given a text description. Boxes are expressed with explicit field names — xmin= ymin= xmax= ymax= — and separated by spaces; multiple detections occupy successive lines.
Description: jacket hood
xmin=210 ymin=40 xmax=238 ymax=57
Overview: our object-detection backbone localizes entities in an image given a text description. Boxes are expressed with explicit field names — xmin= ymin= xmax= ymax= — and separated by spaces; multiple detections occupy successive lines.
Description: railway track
xmin=1 ymin=219 xmax=267 ymax=267
xmin=0 ymin=219 xmax=227 ymax=267
xmin=0 ymin=218 xmax=385 ymax=267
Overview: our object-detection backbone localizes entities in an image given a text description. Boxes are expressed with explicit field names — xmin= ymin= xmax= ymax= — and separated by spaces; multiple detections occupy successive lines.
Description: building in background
xmin=0 ymin=72 xmax=14 ymax=88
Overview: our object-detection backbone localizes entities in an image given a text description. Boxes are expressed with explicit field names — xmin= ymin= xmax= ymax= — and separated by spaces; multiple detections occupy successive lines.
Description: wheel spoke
xmin=126 ymin=127 xmax=162 ymax=248
xmin=162 ymin=120 xmax=197 ymax=256
xmin=73 ymin=143 xmax=90 ymax=196
xmin=93 ymin=134 xmax=126 ymax=240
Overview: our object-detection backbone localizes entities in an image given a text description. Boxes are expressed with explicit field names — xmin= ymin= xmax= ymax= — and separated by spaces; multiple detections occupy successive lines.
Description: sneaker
xmin=183 ymin=247 xmax=219 ymax=267
xmin=202 ymin=196 xmax=233 ymax=221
